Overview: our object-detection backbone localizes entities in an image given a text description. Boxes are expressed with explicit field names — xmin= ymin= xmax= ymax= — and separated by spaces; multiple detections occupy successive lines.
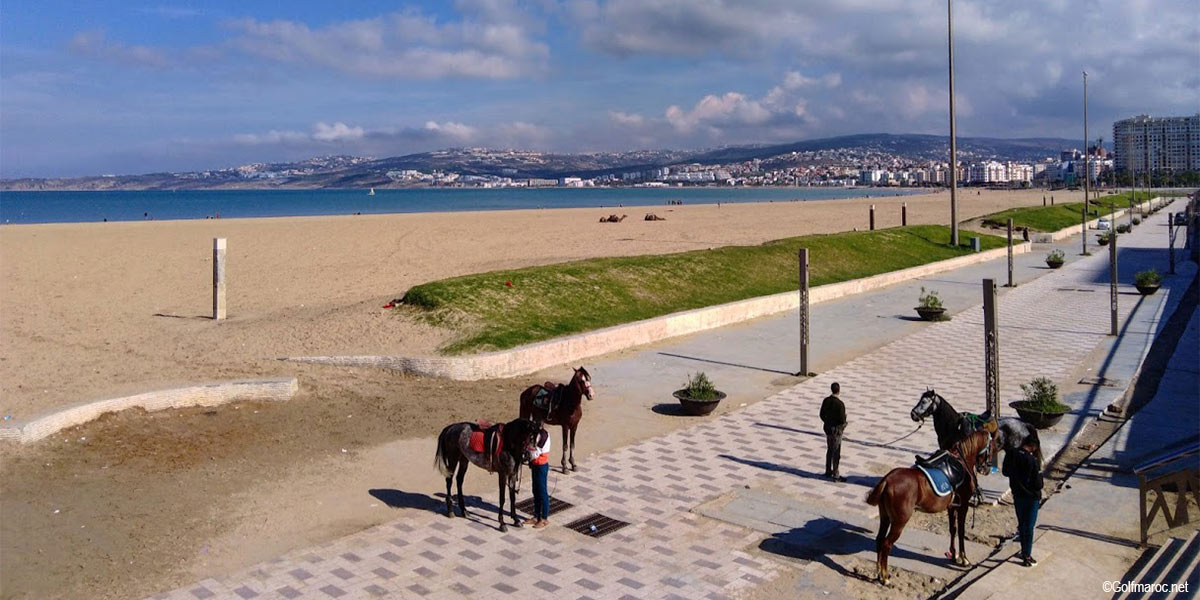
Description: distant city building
xmin=1113 ymin=114 xmax=1200 ymax=173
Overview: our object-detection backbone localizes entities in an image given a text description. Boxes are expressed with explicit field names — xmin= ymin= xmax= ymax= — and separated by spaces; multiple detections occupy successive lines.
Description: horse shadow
xmin=718 ymin=454 xmax=876 ymax=487
xmin=760 ymin=517 xmax=960 ymax=579
xmin=369 ymin=489 xmax=516 ymax=526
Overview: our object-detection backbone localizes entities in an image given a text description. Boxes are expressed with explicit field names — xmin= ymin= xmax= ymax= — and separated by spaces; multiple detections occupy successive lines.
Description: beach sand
xmin=0 ymin=189 xmax=1049 ymax=420
xmin=0 ymin=188 xmax=1062 ymax=599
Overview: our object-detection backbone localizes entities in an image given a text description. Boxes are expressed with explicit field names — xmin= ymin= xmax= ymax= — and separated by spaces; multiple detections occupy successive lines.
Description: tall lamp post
xmin=1082 ymin=71 xmax=1090 ymax=256
xmin=947 ymin=0 xmax=959 ymax=247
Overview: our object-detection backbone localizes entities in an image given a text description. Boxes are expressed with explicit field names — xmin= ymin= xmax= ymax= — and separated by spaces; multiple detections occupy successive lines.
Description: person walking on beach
xmin=526 ymin=422 xmax=552 ymax=529
xmin=1003 ymin=434 xmax=1043 ymax=566
xmin=820 ymin=382 xmax=847 ymax=482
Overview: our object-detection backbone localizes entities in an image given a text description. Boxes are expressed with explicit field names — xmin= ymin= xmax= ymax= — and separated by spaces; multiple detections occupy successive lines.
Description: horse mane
xmin=955 ymin=428 xmax=993 ymax=461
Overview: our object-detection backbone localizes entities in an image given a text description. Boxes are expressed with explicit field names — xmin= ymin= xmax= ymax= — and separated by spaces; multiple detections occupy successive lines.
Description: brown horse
xmin=864 ymin=426 xmax=997 ymax=584
xmin=434 ymin=418 xmax=540 ymax=532
xmin=519 ymin=366 xmax=594 ymax=473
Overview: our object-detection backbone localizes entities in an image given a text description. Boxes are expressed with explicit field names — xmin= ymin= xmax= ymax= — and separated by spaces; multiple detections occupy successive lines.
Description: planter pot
xmin=1097 ymin=237 xmax=1110 ymax=246
xmin=1046 ymin=260 xmax=1064 ymax=269
xmin=915 ymin=307 xmax=946 ymax=321
xmin=1136 ymin=284 xmax=1161 ymax=296
xmin=1009 ymin=401 xmax=1067 ymax=429
xmin=673 ymin=389 xmax=726 ymax=416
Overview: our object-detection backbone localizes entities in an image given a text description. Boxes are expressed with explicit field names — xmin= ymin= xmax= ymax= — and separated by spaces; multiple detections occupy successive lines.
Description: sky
xmin=1 ymin=0 xmax=1197 ymax=178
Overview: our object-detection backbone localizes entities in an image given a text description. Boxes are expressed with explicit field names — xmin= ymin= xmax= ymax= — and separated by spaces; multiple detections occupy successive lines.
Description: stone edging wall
xmin=0 ymin=378 xmax=299 ymax=445
xmin=287 ymin=243 xmax=1030 ymax=380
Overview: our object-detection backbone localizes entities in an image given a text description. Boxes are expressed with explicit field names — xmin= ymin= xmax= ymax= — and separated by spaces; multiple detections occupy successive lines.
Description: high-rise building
xmin=1113 ymin=114 xmax=1200 ymax=174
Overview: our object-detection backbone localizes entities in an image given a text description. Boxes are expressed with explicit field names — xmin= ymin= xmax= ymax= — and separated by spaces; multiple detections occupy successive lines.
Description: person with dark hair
xmin=820 ymin=382 xmax=847 ymax=482
xmin=525 ymin=423 xmax=552 ymax=529
xmin=1003 ymin=435 xmax=1044 ymax=566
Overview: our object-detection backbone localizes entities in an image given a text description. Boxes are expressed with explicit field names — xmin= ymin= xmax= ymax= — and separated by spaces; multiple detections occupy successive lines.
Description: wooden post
xmin=869 ymin=205 xmax=876 ymax=231
xmin=1043 ymin=195 xmax=1046 ymax=207
xmin=1168 ymin=214 xmax=1176 ymax=275
xmin=982 ymin=279 xmax=999 ymax=421
xmin=902 ymin=202 xmax=908 ymax=226
xmin=797 ymin=248 xmax=809 ymax=377
xmin=1006 ymin=219 xmax=1014 ymax=287
xmin=1110 ymin=229 xmax=1118 ymax=336
xmin=1082 ymin=203 xmax=1089 ymax=255
xmin=213 ymin=238 xmax=227 ymax=320
xmin=1051 ymin=195 xmax=1054 ymax=206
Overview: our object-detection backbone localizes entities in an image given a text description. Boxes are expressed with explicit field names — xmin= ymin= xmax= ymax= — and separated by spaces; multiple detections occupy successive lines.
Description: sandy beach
xmin=0 ymin=188 xmax=1060 ymax=599
xmin=0 ymin=189 xmax=1048 ymax=420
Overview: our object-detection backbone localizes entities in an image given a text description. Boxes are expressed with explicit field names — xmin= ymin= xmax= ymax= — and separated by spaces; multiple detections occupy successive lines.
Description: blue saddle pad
xmin=916 ymin=463 xmax=954 ymax=497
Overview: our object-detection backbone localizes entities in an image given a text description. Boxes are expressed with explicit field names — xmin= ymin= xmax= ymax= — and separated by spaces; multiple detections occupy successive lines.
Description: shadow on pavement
xmin=759 ymin=517 xmax=964 ymax=581
xmin=718 ymin=454 xmax=877 ymax=488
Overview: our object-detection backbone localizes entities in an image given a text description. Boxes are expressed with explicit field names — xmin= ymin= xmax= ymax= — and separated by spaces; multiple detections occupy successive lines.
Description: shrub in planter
xmin=915 ymin=287 xmax=946 ymax=321
xmin=1045 ymin=249 xmax=1065 ymax=268
xmin=1132 ymin=217 xmax=1141 ymax=225
xmin=1115 ymin=223 xmax=1130 ymax=234
xmin=1134 ymin=269 xmax=1162 ymax=295
xmin=674 ymin=372 xmax=726 ymax=415
xmin=1010 ymin=376 xmax=1070 ymax=429
xmin=1097 ymin=230 xmax=1113 ymax=246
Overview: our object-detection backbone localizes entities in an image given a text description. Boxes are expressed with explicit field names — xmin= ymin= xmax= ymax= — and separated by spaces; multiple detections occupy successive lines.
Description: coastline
xmin=0 ymin=189 xmax=1044 ymax=420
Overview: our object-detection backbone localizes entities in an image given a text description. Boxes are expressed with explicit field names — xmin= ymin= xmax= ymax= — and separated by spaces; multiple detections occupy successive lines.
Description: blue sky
xmin=2 ymin=0 xmax=1197 ymax=177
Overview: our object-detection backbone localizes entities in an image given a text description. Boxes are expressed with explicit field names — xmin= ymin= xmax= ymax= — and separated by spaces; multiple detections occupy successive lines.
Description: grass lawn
xmin=400 ymin=225 xmax=1007 ymax=354
xmin=979 ymin=191 xmax=1177 ymax=232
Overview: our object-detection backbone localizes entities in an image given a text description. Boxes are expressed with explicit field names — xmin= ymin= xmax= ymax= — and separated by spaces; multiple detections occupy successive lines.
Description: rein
xmin=883 ymin=419 xmax=925 ymax=447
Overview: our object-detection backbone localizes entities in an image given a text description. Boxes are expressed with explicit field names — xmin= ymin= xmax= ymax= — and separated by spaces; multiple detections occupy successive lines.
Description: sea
xmin=0 ymin=187 xmax=919 ymax=225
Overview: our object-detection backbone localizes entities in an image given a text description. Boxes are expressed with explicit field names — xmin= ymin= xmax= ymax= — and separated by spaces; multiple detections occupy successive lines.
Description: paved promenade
xmin=151 ymin=207 xmax=1191 ymax=600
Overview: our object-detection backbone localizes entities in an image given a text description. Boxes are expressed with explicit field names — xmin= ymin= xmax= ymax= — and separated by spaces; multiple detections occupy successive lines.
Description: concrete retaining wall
xmin=288 ymin=242 xmax=1030 ymax=380
xmin=0 ymin=378 xmax=299 ymax=445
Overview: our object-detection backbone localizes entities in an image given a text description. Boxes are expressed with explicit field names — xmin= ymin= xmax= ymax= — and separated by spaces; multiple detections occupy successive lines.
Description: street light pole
xmin=948 ymin=0 xmax=959 ymax=247
xmin=1082 ymin=71 xmax=1090 ymax=256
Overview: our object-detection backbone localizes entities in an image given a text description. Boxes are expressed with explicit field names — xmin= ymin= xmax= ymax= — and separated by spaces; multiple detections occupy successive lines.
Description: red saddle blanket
xmin=470 ymin=431 xmax=485 ymax=454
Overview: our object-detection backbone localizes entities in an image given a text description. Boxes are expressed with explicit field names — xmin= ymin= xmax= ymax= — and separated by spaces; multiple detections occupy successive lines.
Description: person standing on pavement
xmin=526 ymin=423 xmax=552 ymax=529
xmin=1003 ymin=434 xmax=1044 ymax=566
xmin=820 ymin=382 xmax=847 ymax=482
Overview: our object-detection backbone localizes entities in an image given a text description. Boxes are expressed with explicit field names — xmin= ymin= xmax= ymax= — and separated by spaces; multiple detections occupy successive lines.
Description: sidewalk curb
xmin=0 ymin=378 xmax=299 ymax=445
xmin=284 ymin=242 xmax=1030 ymax=380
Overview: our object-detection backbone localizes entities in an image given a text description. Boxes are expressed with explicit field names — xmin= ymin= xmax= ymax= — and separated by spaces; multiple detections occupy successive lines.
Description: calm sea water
xmin=0 ymin=187 xmax=918 ymax=224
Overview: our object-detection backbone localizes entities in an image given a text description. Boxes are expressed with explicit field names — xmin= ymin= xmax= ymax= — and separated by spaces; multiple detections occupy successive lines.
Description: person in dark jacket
xmin=819 ymin=382 xmax=847 ymax=482
xmin=1002 ymin=434 xmax=1044 ymax=566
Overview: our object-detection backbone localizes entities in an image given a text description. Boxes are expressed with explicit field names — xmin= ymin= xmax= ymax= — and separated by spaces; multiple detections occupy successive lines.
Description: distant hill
xmin=0 ymin=133 xmax=1088 ymax=191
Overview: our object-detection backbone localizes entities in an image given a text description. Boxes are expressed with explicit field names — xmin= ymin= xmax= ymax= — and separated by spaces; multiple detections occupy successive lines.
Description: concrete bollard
xmin=213 ymin=238 xmax=226 ymax=320
xmin=869 ymin=205 xmax=876 ymax=231
xmin=969 ymin=237 xmax=981 ymax=252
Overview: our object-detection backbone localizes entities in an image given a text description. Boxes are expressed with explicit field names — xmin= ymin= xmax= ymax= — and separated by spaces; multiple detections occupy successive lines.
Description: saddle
xmin=914 ymin=451 xmax=967 ymax=497
xmin=532 ymin=383 xmax=562 ymax=414
xmin=468 ymin=422 xmax=505 ymax=470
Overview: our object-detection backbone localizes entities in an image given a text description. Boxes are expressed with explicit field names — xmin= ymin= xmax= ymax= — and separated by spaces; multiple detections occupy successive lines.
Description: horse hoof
xmin=499 ymin=524 xmax=508 ymax=533
xmin=445 ymin=511 xmax=453 ymax=518
xmin=570 ymin=465 xmax=577 ymax=472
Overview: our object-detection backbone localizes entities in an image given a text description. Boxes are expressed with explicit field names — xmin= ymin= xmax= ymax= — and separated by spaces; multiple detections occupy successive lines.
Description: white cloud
xmin=608 ymin=110 xmax=645 ymax=126
xmin=68 ymin=30 xmax=171 ymax=68
xmin=666 ymin=92 xmax=772 ymax=133
xmin=312 ymin=122 xmax=365 ymax=142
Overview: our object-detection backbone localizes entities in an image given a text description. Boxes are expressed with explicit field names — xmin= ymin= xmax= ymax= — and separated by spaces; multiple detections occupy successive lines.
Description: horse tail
xmin=866 ymin=477 xmax=888 ymax=506
xmin=434 ymin=424 xmax=455 ymax=478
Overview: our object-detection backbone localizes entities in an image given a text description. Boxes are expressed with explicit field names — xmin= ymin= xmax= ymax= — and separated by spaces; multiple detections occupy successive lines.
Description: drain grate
xmin=514 ymin=496 xmax=574 ymax=517
xmin=1055 ymin=287 xmax=1096 ymax=293
xmin=565 ymin=513 xmax=631 ymax=538
xmin=1080 ymin=376 xmax=1127 ymax=388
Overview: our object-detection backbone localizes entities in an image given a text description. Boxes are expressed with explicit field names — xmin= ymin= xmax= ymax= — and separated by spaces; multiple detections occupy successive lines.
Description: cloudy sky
xmin=2 ymin=0 xmax=1197 ymax=177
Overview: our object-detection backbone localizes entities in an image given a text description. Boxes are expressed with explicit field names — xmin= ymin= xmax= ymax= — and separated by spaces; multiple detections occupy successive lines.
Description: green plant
xmin=1132 ymin=217 xmax=1141 ymax=225
xmin=1046 ymin=249 xmax=1065 ymax=263
xmin=918 ymin=287 xmax=943 ymax=310
xmin=1135 ymin=269 xmax=1163 ymax=287
xmin=1115 ymin=223 xmax=1130 ymax=233
xmin=1019 ymin=377 xmax=1069 ymax=412
xmin=1098 ymin=230 xmax=1114 ymax=244
xmin=681 ymin=372 xmax=719 ymax=400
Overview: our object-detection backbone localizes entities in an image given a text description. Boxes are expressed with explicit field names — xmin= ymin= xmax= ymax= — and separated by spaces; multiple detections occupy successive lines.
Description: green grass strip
xmin=401 ymin=225 xmax=1007 ymax=355
xmin=981 ymin=191 xmax=1175 ymax=232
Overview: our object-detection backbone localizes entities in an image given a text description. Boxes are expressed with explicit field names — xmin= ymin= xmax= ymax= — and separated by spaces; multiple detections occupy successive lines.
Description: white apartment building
xmin=1113 ymin=114 xmax=1200 ymax=173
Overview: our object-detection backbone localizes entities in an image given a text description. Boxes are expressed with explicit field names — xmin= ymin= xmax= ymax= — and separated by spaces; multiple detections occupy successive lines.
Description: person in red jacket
xmin=526 ymin=423 xmax=552 ymax=529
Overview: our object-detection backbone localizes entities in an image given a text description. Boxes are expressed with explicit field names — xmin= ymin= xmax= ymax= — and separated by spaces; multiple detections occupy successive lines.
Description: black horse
xmin=910 ymin=389 xmax=1040 ymax=460
xmin=434 ymin=418 xmax=540 ymax=532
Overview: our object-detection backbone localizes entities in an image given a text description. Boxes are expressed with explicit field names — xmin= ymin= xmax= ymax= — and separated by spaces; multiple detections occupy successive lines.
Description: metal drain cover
xmin=564 ymin=513 xmax=631 ymax=538
xmin=1055 ymin=287 xmax=1096 ymax=292
xmin=1080 ymin=376 xmax=1127 ymax=388
xmin=514 ymin=496 xmax=574 ymax=517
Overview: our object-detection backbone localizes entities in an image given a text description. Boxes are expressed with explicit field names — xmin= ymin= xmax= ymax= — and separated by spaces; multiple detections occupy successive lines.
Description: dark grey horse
xmin=910 ymin=389 xmax=1041 ymax=461
xmin=434 ymin=418 xmax=540 ymax=532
